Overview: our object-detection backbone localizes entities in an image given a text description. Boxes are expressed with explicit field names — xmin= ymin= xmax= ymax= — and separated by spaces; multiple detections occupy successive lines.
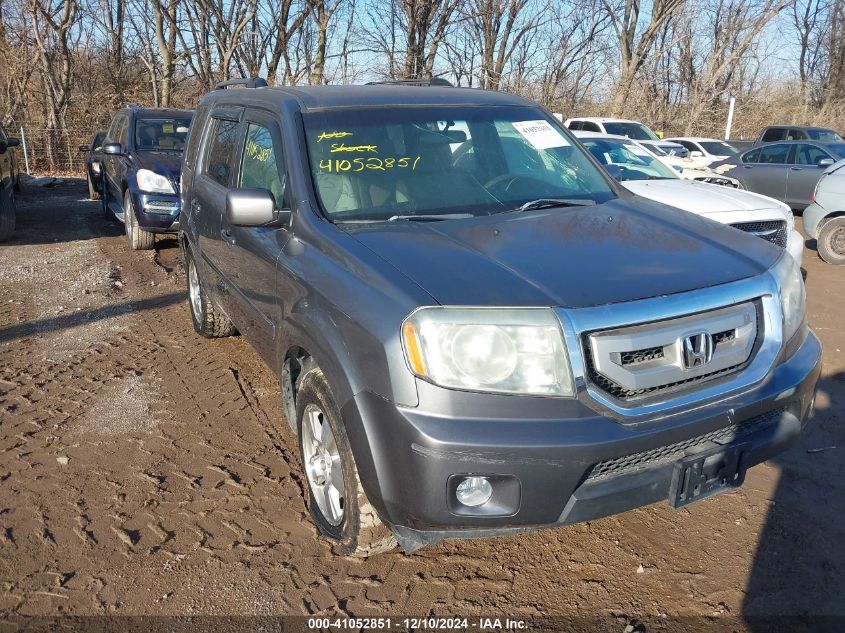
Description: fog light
xmin=455 ymin=476 xmax=493 ymax=507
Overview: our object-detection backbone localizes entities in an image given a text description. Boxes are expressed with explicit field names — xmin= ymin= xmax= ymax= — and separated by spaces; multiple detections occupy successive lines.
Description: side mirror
xmin=103 ymin=142 xmax=122 ymax=155
xmin=817 ymin=157 xmax=834 ymax=167
xmin=604 ymin=164 xmax=623 ymax=182
xmin=690 ymin=150 xmax=703 ymax=158
xmin=226 ymin=188 xmax=288 ymax=226
xmin=6 ymin=138 xmax=19 ymax=148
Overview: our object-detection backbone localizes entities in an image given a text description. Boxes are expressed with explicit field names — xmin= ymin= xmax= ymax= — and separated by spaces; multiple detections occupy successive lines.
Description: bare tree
xmin=600 ymin=0 xmax=684 ymax=113
xmin=465 ymin=0 xmax=544 ymax=90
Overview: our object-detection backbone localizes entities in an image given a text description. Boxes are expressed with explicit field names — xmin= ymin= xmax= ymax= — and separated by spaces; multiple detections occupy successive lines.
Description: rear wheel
xmin=296 ymin=368 xmax=397 ymax=557
xmin=817 ymin=216 xmax=845 ymax=265
xmin=185 ymin=247 xmax=236 ymax=338
xmin=101 ymin=179 xmax=111 ymax=219
xmin=0 ymin=188 xmax=15 ymax=242
xmin=87 ymin=171 xmax=100 ymax=200
xmin=124 ymin=190 xmax=155 ymax=250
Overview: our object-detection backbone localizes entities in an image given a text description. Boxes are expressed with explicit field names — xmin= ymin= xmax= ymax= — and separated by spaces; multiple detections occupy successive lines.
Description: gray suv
xmin=180 ymin=78 xmax=822 ymax=556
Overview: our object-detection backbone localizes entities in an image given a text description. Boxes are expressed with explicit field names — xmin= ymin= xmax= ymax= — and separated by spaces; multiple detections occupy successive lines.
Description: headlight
xmin=90 ymin=162 xmax=101 ymax=174
xmin=771 ymin=253 xmax=805 ymax=343
xmin=402 ymin=307 xmax=575 ymax=396
xmin=136 ymin=169 xmax=175 ymax=194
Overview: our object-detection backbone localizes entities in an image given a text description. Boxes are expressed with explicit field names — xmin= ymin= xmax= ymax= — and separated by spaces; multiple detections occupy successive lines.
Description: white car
xmin=803 ymin=158 xmax=845 ymax=264
xmin=564 ymin=117 xmax=690 ymax=158
xmin=665 ymin=137 xmax=741 ymax=167
xmin=574 ymin=131 xmax=803 ymax=266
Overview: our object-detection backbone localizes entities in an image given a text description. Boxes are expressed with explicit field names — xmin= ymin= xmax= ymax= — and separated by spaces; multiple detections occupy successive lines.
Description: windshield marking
xmin=319 ymin=156 xmax=421 ymax=172
xmin=330 ymin=143 xmax=378 ymax=153
xmin=317 ymin=131 xmax=353 ymax=142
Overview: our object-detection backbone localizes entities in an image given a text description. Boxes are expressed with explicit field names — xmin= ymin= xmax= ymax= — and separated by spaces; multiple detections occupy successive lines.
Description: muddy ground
xmin=1 ymin=180 xmax=843 ymax=631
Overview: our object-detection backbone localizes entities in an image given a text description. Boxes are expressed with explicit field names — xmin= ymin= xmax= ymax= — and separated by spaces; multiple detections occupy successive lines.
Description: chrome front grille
xmin=583 ymin=302 xmax=760 ymax=402
xmin=730 ymin=220 xmax=787 ymax=248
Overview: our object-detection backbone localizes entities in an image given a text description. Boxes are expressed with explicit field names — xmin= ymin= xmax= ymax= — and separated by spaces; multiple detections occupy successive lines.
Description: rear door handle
xmin=790 ymin=166 xmax=803 ymax=171
xmin=221 ymin=228 xmax=236 ymax=246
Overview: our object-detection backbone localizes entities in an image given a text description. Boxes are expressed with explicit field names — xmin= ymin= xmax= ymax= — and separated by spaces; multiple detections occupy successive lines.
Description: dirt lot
xmin=1 ymin=180 xmax=844 ymax=630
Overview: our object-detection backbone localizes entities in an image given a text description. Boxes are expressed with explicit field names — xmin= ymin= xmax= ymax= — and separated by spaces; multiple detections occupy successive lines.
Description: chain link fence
xmin=16 ymin=125 xmax=101 ymax=176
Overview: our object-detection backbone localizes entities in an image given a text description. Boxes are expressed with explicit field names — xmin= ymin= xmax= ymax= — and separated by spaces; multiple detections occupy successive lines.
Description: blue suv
xmin=101 ymin=105 xmax=193 ymax=249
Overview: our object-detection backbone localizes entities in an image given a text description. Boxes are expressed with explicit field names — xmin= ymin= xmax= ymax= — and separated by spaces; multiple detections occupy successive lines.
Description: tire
xmin=87 ymin=172 xmax=100 ymax=200
xmin=184 ymin=247 xmax=236 ymax=338
xmin=817 ymin=216 xmax=845 ymax=265
xmin=0 ymin=188 xmax=15 ymax=242
xmin=296 ymin=368 xmax=397 ymax=557
xmin=124 ymin=190 xmax=155 ymax=250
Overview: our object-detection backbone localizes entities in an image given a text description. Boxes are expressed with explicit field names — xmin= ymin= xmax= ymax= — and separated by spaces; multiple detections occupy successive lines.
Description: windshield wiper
xmin=513 ymin=198 xmax=595 ymax=213
xmin=386 ymin=213 xmax=474 ymax=222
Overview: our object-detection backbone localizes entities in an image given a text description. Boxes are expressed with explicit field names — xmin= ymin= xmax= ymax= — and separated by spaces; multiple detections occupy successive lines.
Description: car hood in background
xmin=133 ymin=151 xmax=183 ymax=188
xmin=344 ymin=198 xmax=780 ymax=309
xmin=622 ymin=179 xmax=787 ymax=217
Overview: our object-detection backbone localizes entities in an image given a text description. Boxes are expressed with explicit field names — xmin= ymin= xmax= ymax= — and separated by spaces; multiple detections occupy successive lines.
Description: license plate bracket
xmin=669 ymin=443 xmax=750 ymax=508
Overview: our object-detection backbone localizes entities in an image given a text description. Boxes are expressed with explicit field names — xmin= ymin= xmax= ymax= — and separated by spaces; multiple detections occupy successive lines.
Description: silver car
xmin=712 ymin=140 xmax=845 ymax=210
xmin=804 ymin=158 xmax=845 ymax=265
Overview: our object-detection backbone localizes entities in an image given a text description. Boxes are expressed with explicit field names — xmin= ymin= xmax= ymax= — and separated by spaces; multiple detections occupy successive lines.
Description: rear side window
xmin=184 ymin=108 xmax=207 ymax=169
xmin=761 ymin=128 xmax=785 ymax=142
xmin=239 ymin=123 xmax=289 ymax=209
xmin=204 ymin=118 xmax=240 ymax=187
xmin=756 ymin=144 xmax=790 ymax=164
xmin=582 ymin=121 xmax=601 ymax=132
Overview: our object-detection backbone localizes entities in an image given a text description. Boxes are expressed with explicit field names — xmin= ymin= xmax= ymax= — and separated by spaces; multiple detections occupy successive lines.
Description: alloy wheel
xmin=301 ymin=403 xmax=345 ymax=526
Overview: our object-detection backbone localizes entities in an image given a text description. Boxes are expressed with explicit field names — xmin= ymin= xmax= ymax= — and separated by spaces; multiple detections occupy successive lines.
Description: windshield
xmin=303 ymin=106 xmax=615 ymax=221
xmin=134 ymin=117 xmax=192 ymax=152
xmin=580 ymin=138 xmax=678 ymax=181
xmin=699 ymin=141 xmax=738 ymax=156
xmin=808 ymin=129 xmax=842 ymax=141
xmin=826 ymin=143 xmax=845 ymax=158
xmin=601 ymin=121 xmax=659 ymax=140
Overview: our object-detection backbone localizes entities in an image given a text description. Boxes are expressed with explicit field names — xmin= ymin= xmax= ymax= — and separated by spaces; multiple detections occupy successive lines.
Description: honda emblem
xmin=682 ymin=332 xmax=713 ymax=369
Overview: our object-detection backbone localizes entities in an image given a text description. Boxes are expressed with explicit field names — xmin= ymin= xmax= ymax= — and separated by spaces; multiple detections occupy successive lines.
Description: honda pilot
xmin=179 ymin=78 xmax=821 ymax=556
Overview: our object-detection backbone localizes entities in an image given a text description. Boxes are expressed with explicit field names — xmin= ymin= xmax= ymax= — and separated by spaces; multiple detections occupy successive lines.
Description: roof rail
xmin=366 ymin=78 xmax=454 ymax=87
xmin=213 ymin=77 xmax=269 ymax=90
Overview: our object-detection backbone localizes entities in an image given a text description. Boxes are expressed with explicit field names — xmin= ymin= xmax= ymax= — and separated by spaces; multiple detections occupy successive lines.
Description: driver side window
xmin=239 ymin=123 xmax=289 ymax=209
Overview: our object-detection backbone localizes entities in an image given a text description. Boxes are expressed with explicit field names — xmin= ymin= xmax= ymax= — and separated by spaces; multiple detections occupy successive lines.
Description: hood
xmin=622 ymin=179 xmax=786 ymax=216
xmin=133 ymin=151 xmax=183 ymax=187
xmin=343 ymin=197 xmax=780 ymax=309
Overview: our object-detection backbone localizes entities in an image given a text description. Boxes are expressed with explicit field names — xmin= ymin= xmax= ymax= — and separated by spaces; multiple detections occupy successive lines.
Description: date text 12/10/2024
xmin=307 ymin=618 xmax=529 ymax=630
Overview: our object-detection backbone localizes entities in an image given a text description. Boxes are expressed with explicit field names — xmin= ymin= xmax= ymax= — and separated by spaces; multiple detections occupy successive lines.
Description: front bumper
xmin=802 ymin=203 xmax=827 ymax=240
xmin=130 ymin=190 xmax=180 ymax=233
xmin=343 ymin=330 xmax=821 ymax=551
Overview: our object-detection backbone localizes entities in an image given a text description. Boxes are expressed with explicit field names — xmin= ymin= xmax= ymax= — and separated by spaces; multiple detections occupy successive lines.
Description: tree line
xmin=1 ymin=0 xmax=844 ymax=170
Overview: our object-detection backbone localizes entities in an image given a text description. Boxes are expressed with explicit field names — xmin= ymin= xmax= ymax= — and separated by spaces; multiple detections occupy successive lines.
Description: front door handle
xmin=221 ymin=228 xmax=236 ymax=246
xmin=743 ymin=165 xmax=752 ymax=169
xmin=790 ymin=166 xmax=803 ymax=171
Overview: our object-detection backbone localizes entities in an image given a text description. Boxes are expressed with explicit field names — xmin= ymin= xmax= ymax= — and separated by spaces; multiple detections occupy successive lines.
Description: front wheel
xmin=124 ymin=190 xmax=155 ymax=250
xmin=817 ymin=217 xmax=845 ymax=265
xmin=296 ymin=368 xmax=397 ymax=557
